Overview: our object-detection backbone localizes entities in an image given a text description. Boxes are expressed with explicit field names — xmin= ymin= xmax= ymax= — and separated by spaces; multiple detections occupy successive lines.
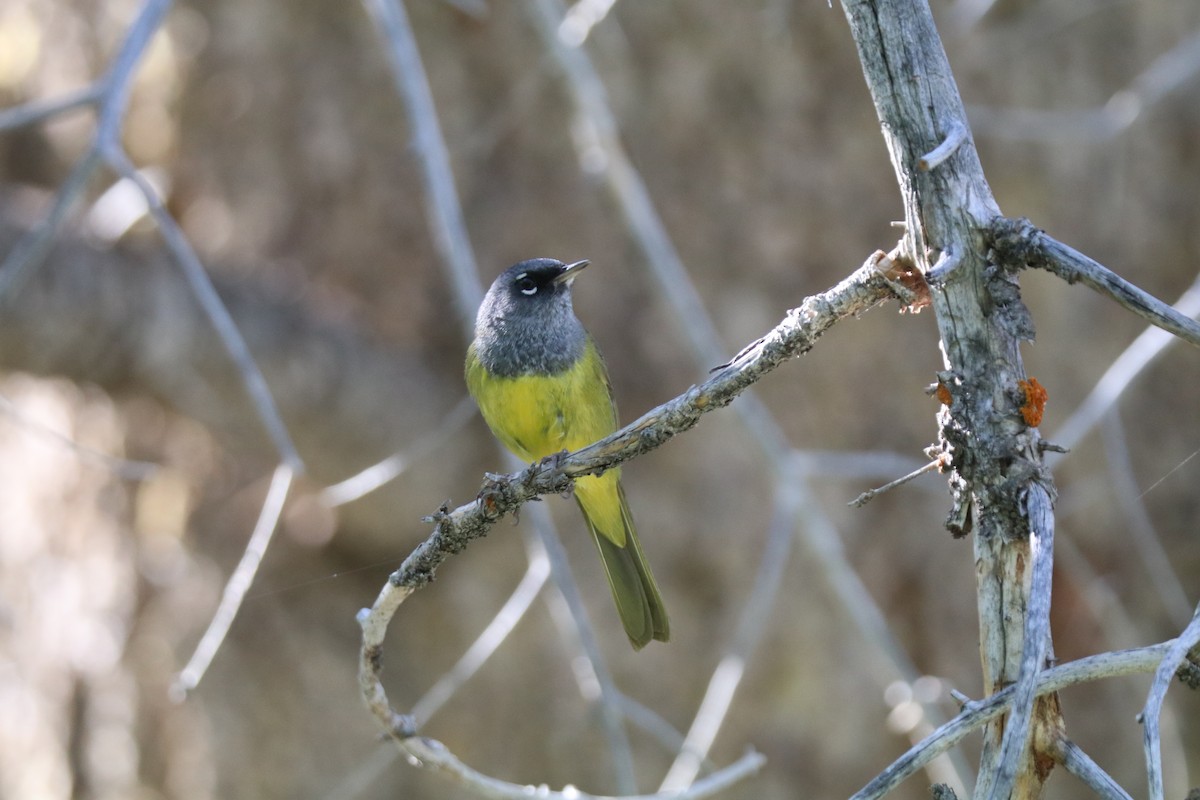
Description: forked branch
xmin=989 ymin=217 xmax=1200 ymax=349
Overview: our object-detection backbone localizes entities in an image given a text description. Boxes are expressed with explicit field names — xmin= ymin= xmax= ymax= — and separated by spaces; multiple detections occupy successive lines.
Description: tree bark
xmin=839 ymin=1 xmax=1061 ymax=797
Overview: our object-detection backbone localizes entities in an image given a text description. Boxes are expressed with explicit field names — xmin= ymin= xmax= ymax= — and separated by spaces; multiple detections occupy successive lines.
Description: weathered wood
xmin=838 ymin=1 xmax=1061 ymax=797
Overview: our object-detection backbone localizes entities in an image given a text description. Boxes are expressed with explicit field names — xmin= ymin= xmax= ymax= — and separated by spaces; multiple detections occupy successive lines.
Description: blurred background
xmin=1 ymin=0 xmax=1198 ymax=798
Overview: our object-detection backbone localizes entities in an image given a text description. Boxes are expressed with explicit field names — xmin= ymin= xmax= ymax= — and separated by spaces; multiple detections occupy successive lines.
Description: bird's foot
xmin=537 ymin=450 xmax=575 ymax=499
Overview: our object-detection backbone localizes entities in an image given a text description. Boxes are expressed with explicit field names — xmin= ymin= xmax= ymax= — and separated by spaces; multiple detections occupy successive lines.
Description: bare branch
xmin=1055 ymin=739 xmax=1134 ymax=800
xmin=968 ymin=30 xmax=1200 ymax=142
xmin=989 ymin=217 xmax=1200 ymax=349
xmin=381 ymin=737 xmax=763 ymax=800
xmin=849 ymin=458 xmax=943 ymax=507
xmin=1142 ymin=603 xmax=1200 ymax=800
xmin=104 ymin=149 xmax=305 ymax=472
xmin=982 ymin=484 xmax=1057 ymax=800
xmin=361 ymin=0 xmax=484 ymax=333
xmin=0 ymin=149 xmax=102 ymax=299
xmin=0 ymin=0 xmax=172 ymax=298
xmin=1049 ymin=271 xmax=1200 ymax=454
xmin=850 ymin=642 xmax=1175 ymax=800
xmin=918 ymin=122 xmax=969 ymax=172
xmin=172 ymin=463 xmax=295 ymax=698
xmin=659 ymin=480 xmax=802 ymax=791
xmin=321 ymin=396 xmax=477 ymax=507
xmin=0 ymin=84 xmax=102 ymax=131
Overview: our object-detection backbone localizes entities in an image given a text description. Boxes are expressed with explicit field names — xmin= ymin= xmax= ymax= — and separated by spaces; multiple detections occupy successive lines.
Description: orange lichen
xmin=1018 ymin=377 xmax=1048 ymax=427
xmin=935 ymin=381 xmax=952 ymax=406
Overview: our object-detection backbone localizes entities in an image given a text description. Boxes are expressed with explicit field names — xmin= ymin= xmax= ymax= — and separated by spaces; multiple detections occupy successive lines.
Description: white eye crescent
xmin=515 ymin=274 xmax=538 ymax=295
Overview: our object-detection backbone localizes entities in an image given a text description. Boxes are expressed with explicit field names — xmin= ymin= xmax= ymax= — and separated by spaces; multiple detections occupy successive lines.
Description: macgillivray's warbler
xmin=465 ymin=258 xmax=669 ymax=649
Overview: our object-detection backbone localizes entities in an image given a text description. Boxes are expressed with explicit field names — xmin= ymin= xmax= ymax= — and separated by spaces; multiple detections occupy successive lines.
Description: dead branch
xmin=989 ymin=217 xmax=1200 ymax=348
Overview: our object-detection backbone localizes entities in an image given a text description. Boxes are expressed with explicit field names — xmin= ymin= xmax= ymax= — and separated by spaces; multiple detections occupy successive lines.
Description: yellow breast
xmin=465 ymin=339 xmax=618 ymax=463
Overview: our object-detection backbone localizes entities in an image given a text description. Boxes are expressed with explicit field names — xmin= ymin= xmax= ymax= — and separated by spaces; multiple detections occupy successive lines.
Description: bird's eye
xmin=516 ymin=276 xmax=538 ymax=296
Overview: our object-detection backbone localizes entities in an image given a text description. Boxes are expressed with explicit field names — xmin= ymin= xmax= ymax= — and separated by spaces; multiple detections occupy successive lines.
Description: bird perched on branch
xmin=465 ymin=258 xmax=669 ymax=649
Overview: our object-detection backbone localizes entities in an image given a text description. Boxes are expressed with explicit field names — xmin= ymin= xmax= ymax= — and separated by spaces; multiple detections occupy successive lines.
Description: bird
xmin=465 ymin=258 xmax=669 ymax=649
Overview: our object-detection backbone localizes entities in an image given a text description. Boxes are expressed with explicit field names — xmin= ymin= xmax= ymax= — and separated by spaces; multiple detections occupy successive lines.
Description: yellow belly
xmin=465 ymin=339 xmax=626 ymax=539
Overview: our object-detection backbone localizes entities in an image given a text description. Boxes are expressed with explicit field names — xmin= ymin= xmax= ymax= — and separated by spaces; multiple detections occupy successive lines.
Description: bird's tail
xmin=577 ymin=481 xmax=669 ymax=649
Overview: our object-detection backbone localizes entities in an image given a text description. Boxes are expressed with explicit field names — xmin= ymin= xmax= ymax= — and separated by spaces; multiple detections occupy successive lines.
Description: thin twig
xmin=104 ymin=148 xmax=305 ymax=473
xmin=0 ymin=84 xmax=103 ymax=131
xmin=172 ymin=464 xmax=295 ymax=698
xmin=1055 ymin=738 xmax=1134 ymax=800
xmin=383 ymin=738 xmax=763 ymax=800
xmin=1142 ymin=603 xmax=1200 ymax=800
xmin=0 ymin=149 xmax=102 ymax=299
xmin=849 ymin=458 xmax=942 ymax=507
xmin=659 ymin=481 xmax=802 ymax=791
xmin=411 ymin=549 xmax=551 ymax=726
xmin=0 ymin=391 xmax=158 ymax=481
xmin=918 ymin=122 xmax=968 ymax=171
xmin=362 ymin=0 xmax=484 ymax=334
xmin=967 ymin=30 xmax=1200 ymax=142
xmin=1 ymin=0 xmax=304 ymax=472
xmin=0 ymin=0 xmax=173 ymax=299
xmin=524 ymin=501 xmax=638 ymax=793
xmin=990 ymin=218 xmax=1200 ymax=348
xmin=322 ymin=396 xmax=477 ymax=507
xmin=1049 ymin=271 xmax=1200 ymax=454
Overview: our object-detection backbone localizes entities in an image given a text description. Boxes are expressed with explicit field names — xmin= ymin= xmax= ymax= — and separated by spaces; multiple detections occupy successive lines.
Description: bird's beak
xmin=553 ymin=259 xmax=590 ymax=285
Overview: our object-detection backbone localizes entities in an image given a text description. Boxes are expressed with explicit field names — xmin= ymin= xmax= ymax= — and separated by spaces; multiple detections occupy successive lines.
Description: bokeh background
xmin=1 ymin=0 xmax=1198 ymax=798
